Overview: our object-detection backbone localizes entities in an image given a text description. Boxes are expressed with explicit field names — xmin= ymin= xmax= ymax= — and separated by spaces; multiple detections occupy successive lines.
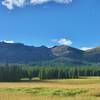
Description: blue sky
xmin=0 ymin=0 xmax=100 ymax=49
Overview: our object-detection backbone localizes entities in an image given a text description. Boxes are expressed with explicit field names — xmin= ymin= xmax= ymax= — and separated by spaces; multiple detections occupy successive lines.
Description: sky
xmin=0 ymin=0 xmax=100 ymax=50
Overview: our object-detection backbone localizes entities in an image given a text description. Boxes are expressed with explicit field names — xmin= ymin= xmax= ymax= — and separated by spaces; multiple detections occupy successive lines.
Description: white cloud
xmin=2 ymin=0 xmax=72 ymax=10
xmin=80 ymin=47 xmax=93 ymax=51
xmin=30 ymin=0 xmax=49 ymax=5
xmin=0 ymin=40 xmax=15 ymax=43
xmin=52 ymin=38 xmax=72 ymax=46
xmin=31 ymin=0 xmax=72 ymax=4
xmin=2 ymin=0 xmax=26 ymax=10
xmin=54 ymin=0 xmax=72 ymax=4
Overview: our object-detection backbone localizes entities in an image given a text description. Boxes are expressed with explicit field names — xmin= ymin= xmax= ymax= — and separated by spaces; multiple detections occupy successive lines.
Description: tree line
xmin=0 ymin=64 xmax=100 ymax=81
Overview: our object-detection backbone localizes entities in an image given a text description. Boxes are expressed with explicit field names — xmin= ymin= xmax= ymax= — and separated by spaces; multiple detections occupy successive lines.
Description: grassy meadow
xmin=0 ymin=77 xmax=100 ymax=100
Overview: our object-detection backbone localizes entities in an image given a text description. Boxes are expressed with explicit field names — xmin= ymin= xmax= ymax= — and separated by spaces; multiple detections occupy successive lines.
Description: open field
xmin=0 ymin=77 xmax=100 ymax=100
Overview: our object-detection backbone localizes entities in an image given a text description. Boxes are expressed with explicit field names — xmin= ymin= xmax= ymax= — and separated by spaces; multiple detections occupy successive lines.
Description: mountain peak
xmin=96 ymin=46 xmax=100 ymax=49
xmin=51 ymin=45 xmax=84 ymax=57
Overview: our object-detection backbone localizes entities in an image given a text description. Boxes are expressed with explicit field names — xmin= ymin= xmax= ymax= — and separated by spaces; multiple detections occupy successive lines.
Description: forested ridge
xmin=0 ymin=42 xmax=100 ymax=81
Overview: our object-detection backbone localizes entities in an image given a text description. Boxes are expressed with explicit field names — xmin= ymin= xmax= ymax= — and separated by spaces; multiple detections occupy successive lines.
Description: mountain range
xmin=0 ymin=41 xmax=99 ymax=66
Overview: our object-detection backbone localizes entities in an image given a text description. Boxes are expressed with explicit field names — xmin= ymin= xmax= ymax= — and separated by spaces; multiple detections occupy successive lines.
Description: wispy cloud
xmin=31 ymin=0 xmax=72 ymax=4
xmin=2 ymin=0 xmax=72 ymax=10
xmin=80 ymin=47 xmax=93 ymax=51
xmin=52 ymin=38 xmax=72 ymax=46
xmin=0 ymin=40 xmax=15 ymax=43
xmin=30 ymin=0 xmax=49 ymax=5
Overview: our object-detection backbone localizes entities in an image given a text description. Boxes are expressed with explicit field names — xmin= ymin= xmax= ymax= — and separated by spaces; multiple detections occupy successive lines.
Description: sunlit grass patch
xmin=0 ymin=88 xmax=88 ymax=97
xmin=46 ymin=77 xmax=100 ymax=84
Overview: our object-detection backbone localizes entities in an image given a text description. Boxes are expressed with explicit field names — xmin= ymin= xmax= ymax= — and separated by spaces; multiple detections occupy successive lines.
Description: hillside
xmin=84 ymin=46 xmax=100 ymax=63
xmin=0 ymin=42 xmax=54 ymax=64
xmin=0 ymin=41 xmax=99 ymax=65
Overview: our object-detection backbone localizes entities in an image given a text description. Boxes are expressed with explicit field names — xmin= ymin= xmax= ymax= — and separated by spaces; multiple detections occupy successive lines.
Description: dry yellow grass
xmin=0 ymin=93 xmax=100 ymax=100
xmin=0 ymin=77 xmax=100 ymax=100
xmin=0 ymin=81 xmax=100 ymax=89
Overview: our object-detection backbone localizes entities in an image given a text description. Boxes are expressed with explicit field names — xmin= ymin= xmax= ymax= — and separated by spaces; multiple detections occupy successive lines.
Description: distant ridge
xmin=0 ymin=41 xmax=99 ymax=65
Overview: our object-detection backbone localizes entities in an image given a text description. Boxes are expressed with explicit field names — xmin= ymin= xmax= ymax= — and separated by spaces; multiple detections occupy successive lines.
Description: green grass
xmin=45 ymin=77 xmax=100 ymax=84
xmin=20 ymin=76 xmax=100 ymax=85
xmin=0 ymin=88 xmax=88 ymax=97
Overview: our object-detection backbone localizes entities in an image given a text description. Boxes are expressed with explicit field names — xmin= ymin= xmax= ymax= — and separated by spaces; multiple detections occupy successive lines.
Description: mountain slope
xmin=0 ymin=42 xmax=54 ymax=63
xmin=84 ymin=46 xmax=100 ymax=62
xmin=0 ymin=41 xmax=99 ymax=65
xmin=51 ymin=45 xmax=84 ymax=59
